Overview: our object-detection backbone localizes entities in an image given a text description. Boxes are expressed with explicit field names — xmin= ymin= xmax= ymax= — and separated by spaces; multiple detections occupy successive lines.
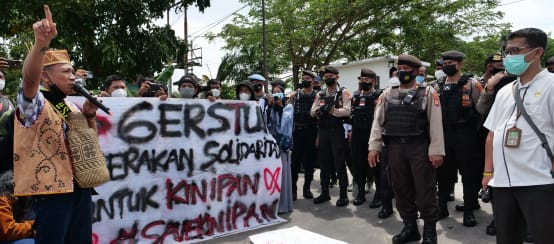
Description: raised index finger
xmin=44 ymin=5 xmax=54 ymax=24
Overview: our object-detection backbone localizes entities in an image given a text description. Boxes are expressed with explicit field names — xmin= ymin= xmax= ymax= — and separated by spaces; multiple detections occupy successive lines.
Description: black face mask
xmin=301 ymin=80 xmax=311 ymax=88
xmin=359 ymin=82 xmax=372 ymax=91
xmin=313 ymin=86 xmax=321 ymax=91
xmin=443 ymin=64 xmax=458 ymax=76
xmin=253 ymin=84 xmax=263 ymax=92
xmin=491 ymin=67 xmax=505 ymax=75
xmin=324 ymin=78 xmax=336 ymax=86
xmin=397 ymin=70 xmax=415 ymax=84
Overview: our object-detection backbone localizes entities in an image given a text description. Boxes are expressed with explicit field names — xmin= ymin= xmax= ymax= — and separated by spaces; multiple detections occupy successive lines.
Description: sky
xmin=160 ymin=0 xmax=553 ymax=82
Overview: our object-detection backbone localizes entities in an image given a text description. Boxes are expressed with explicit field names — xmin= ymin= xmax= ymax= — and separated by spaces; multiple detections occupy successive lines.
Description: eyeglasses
xmin=503 ymin=46 xmax=532 ymax=56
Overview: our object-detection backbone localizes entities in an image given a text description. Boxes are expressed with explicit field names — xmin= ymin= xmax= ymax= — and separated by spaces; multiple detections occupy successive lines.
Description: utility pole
xmin=184 ymin=6 xmax=189 ymax=74
xmin=262 ymin=0 xmax=268 ymax=85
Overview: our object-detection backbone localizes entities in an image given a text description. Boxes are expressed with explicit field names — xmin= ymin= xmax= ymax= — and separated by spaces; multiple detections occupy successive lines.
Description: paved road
xmin=204 ymin=171 xmax=498 ymax=244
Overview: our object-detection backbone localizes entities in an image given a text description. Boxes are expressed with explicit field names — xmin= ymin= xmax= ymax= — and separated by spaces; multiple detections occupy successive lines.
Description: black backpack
xmin=0 ymin=109 xmax=14 ymax=173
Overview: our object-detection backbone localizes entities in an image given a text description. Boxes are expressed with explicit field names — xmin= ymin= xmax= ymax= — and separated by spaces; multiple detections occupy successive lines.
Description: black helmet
xmin=235 ymin=80 xmax=256 ymax=100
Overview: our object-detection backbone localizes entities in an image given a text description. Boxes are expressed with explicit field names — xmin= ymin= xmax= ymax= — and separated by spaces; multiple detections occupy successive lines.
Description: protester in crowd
xmin=480 ymin=54 xmax=505 ymax=86
xmin=310 ymin=66 xmax=351 ymax=207
xmin=368 ymin=54 xmax=445 ymax=244
xmin=235 ymin=80 xmax=256 ymax=101
xmin=14 ymin=5 xmax=100 ymax=242
xmin=482 ymin=27 xmax=554 ymax=244
xmin=267 ymin=80 xmax=294 ymax=213
xmin=137 ymin=76 xmax=168 ymax=100
xmin=0 ymin=170 xmax=34 ymax=244
xmin=0 ymin=70 xmax=15 ymax=116
xmin=248 ymin=74 xmax=267 ymax=99
xmin=350 ymin=68 xmax=382 ymax=207
xmin=389 ymin=67 xmax=400 ymax=87
xmin=206 ymin=79 xmax=222 ymax=102
xmin=435 ymin=50 xmax=482 ymax=226
xmin=546 ymin=56 xmax=554 ymax=73
xmin=172 ymin=74 xmax=200 ymax=99
xmin=100 ymin=75 xmax=128 ymax=97
xmin=433 ymin=59 xmax=446 ymax=82
xmin=416 ymin=66 xmax=427 ymax=85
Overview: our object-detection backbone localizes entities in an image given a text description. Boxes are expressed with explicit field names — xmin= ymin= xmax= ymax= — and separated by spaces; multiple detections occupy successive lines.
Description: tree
xmin=1 ymin=0 xmax=210 ymax=90
xmin=215 ymin=0 xmax=508 ymax=86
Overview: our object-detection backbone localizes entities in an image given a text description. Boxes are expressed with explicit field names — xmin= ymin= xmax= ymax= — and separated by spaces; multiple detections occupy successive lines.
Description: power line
xmin=499 ymin=0 xmax=525 ymax=6
xmin=189 ymin=5 xmax=248 ymax=40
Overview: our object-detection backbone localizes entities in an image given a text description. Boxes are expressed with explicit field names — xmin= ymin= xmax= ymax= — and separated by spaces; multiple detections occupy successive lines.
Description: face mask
xmin=442 ymin=64 xmax=458 ymax=76
xmin=210 ymin=88 xmax=221 ymax=97
xmin=359 ymin=82 xmax=372 ymax=91
xmin=239 ymin=92 xmax=251 ymax=101
xmin=301 ymin=80 xmax=311 ymax=88
xmin=503 ymin=49 xmax=537 ymax=75
xmin=0 ymin=79 xmax=5 ymax=90
xmin=389 ymin=77 xmax=400 ymax=86
xmin=313 ymin=86 xmax=321 ymax=91
xmin=397 ymin=70 xmax=415 ymax=84
xmin=180 ymin=87 xmax=195 ymax=98
xmin=111 ymin=88 xmax=127 ymax=97
xmin=253 ymin=84 xmax=263 ymax=92
xmin=324 ymin=78 xmax=336 ymax=86
xmin=415 ymin=75 xmax=425 ymax=84
xmin=491 ymin=68 xmax=505 ymax=75
xmin=434 ymin=70 xmax=446 ymax=80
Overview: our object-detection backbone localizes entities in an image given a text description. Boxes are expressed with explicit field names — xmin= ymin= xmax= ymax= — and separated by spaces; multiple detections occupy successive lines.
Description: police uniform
xmin=350 ymin=68 xmax=382 ymax=207
xmin=290 ymin=70 xmax=319 ymax=200
xmin=310 ymin=66 xmax=352 ymax=207
xmin=369 ymin=55 xmax=445 ymax=244
xmin=434 ymin=50 xmax=483 ymax=226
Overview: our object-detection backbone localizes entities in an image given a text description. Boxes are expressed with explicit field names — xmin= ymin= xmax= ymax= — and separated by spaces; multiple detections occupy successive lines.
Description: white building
xmin=332 ymin=55 xmax=431 ymax=92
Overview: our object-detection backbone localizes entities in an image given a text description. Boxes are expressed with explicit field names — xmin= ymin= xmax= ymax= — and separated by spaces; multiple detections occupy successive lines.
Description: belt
xmin=385 ymin=136 xmax=429 ymax=144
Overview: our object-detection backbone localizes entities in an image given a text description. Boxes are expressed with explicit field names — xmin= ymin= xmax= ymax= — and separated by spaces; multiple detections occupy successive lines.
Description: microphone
xmin=73 ymin=80 xmax=112 ymax=116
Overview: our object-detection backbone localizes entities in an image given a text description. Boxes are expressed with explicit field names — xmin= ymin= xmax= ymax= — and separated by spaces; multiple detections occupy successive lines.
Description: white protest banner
xmin=67 ymin=97 xmax=284 ymax=243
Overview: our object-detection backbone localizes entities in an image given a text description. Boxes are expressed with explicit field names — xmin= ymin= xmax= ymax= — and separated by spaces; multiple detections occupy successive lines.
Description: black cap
xmin=397 ymin=54 xmax=422 ymax=69
xmin=235 ymin=80 xmax=256 ymax=100
xmin=547 ymin=56 xmax=554 ymax=65
xmin=173 ymin=74 xmax=198 ymax=86
xmin=271 ymin=79 xmax=286 ymax=91
xmin=436 ymin=59 xmax=444 ymax=67
xmin=441 ymin=50 xmax=466 ymax=61
xmin=323 ymin=66 xmax=339 ymax=75
xmin=485 ymin=54 xmax=503 ymax=65
xmin=359 ymin=68 xmax=376 ymax=79
xmin=302 ymin=70 xmax=317 ymax=78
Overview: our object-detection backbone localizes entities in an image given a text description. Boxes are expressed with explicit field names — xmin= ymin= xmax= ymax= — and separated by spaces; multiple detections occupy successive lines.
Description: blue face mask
xmin=503 ymin=48 xmax=537 ymax=75
xmin=415 ymin=75 xmax=425 ymax=84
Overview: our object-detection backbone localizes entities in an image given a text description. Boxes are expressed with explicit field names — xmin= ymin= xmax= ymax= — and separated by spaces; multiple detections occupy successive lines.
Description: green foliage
xmin=216 ymin=0 xmax=509 ymax=85
xmin=0 ymin=0 xmax=210 ymax=90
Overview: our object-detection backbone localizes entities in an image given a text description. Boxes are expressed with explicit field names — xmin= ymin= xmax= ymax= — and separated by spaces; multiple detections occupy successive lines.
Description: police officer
xmin=289 ymin=70 xmax=319 ymax=200
xmin=368 ymin=55 xmax=444 ymax=244
xmin=350 ymin=68 xmax=382 ymax=207
xmin=310 ymin=66 xmax=351 ymax=207
xmin=435 ymin=50 xmax=482 ymax=227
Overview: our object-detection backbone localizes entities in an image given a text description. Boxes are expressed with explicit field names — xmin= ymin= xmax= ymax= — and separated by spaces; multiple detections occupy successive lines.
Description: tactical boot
xmin=392 ymin=219 xmax=421 ymax=244
xmin=303 ymin=182 xmax=313 ymax=199
xmin=378 ymin=200 xmax=394 ymax=219
xmin=421 ymin=222 xmax=437 ymax=244
xmin=463 ymin=210 xmax=477 ymax=227
xmin=368 ymin=193 xmax=382 ymax=208
xmin=486 ymin=220 xmax=496 ymax=236
xmin=353 ymin=183 xmax=366 ymax=206
xmin=313 ymin=186 xmax=330 ymax=204
xmin=438 ymin=199 xmax=449 ymax=220
xmin=455 ymin=202 xmax=481 ymax=211
xmin=336 ymin=184 xmax=349 ymax=207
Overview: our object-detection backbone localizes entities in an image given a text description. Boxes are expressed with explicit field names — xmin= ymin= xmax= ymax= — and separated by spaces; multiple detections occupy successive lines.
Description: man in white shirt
xmin=483 ymin=27 xmax=554 ymax=244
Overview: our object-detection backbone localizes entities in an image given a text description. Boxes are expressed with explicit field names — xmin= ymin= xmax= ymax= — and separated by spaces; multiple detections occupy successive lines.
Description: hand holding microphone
xmin=73 ymin=80 xmax=112 ymax=116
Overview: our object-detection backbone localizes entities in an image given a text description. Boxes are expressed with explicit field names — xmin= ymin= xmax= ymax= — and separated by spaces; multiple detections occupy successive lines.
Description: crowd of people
xmin=0 ymin=4 xmax=554 ymax=244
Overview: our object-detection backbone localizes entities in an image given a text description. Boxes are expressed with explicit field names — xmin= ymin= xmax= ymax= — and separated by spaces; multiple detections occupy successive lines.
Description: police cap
xmin=397 ymin=54 xmax=422 ymax=69
xmin=441 ymin=50 xmax=466 ymax=61
xmin=485 ymin=54 xmax=503 ymax=65
xmin=359 ymin=68 xmax=376 ymax=79
xmin=436 ymin=59 xmax=444 ymax=67
xmin=302 ymin=70 xmax=317 ymax=78
xmin=323 ymin=66 xmax=339 ymax=75
xmin=546 ymin=56 xmax=554 ymax=65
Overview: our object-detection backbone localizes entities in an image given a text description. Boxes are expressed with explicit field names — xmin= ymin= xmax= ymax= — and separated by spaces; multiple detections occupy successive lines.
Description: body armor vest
xmin=384 ymin=87 xmax=428 ymax=137
xmin=437 ymin=75 xmax=476 ymax=125
xmin=351 ymin=90 xmax=381 ymax=131
xmin=318 ymin=88 xmax=344 ymax=129
xmin=294 ymin=89 xmax=316 ymax=126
